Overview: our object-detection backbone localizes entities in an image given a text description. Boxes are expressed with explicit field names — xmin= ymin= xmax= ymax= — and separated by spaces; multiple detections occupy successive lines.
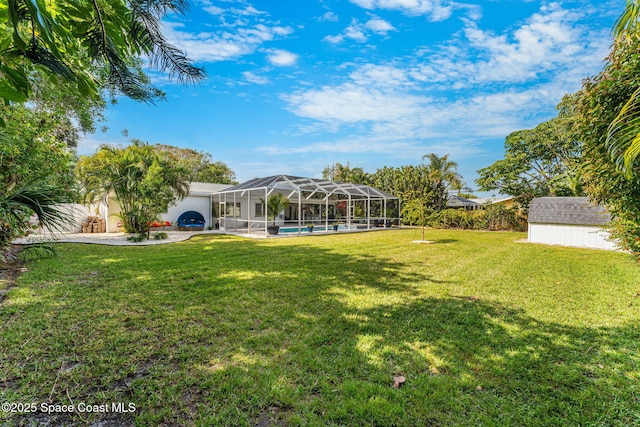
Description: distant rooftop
xmin=447 ymin=194 xmax=479 ymax=208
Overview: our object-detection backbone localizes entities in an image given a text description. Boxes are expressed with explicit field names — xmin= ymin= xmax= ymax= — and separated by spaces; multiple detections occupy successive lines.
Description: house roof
xmin=447 ymin=194 xmax=479 ymax=208
xmin=217 ymin=175 xmax=399 ymax=199
xmin=528 ymin=197 xmax=610 ymax=226
xmin=189 ymin=182 xmax=233 ymax=195
xmin=469 ymin=196 xmax=514 ymax=205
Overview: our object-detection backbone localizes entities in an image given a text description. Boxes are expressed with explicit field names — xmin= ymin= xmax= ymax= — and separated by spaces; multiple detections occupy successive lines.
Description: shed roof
xmin=217 ymin=175 xmax=398 ymax=199
xmin=528 ymin=197 xmax=610 ymax=226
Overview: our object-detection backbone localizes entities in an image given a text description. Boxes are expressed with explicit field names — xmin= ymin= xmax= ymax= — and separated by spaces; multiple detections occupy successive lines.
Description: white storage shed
xmin=528 ymin=197 xmax=618 ymax=251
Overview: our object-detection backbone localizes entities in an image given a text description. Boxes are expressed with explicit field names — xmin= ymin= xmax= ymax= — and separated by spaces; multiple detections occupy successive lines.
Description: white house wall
xmin=216 ymin=192 xmax=332 ymax=230
xmin=102 ymin=197 xmax=122 ymax=233
xmin=33 ymin=204 xmax=93 ymax=234
xmin=164 ymin=195 xmax=211 ymax=228
xmin=528 ymin=223 xmax=619 ymax=251
xmin=216 ymin=191 xmax=274 ymax=229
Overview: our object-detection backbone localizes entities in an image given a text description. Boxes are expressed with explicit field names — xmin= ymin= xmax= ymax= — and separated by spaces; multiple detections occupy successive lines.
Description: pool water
xmin=279 ymin=225 xmax=346 ymax=233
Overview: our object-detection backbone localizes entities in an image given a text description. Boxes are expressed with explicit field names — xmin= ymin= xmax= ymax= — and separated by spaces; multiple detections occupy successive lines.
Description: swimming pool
xmin=279 ymin=225 xmax=348 ymax=233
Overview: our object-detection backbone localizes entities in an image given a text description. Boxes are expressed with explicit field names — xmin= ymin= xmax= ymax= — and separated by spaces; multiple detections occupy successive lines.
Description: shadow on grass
xmin=1 ymin=234 xmax=639 ymax=426
xmin=430 ymin=238 xmax=459 ymax=244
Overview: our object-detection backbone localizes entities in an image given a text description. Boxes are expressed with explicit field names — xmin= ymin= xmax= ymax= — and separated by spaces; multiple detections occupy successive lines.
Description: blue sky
xmin=80 ymin=0 xmax=622 ymax=193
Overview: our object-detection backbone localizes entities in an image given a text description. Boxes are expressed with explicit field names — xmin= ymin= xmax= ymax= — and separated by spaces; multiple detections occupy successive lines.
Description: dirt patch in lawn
xmin=0 ymin=245 xmax=26 ymax=304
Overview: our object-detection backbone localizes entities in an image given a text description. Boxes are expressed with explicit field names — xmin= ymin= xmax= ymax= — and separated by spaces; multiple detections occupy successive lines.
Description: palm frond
xmin=614 ymin=0 xmax=640 ymax=39
xmin=128 ymin=2 xmax=206 ymax=84
xmin=2 ymin=182 xmax=73 ymax=233
xmin=605 ymin=85 xmax=640 ymax=176
xmin=25 ymin=41 xmax=75 ymax=79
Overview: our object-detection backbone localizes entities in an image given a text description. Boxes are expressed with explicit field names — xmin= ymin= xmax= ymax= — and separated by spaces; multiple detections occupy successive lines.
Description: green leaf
xmin=0 ymin=83 xmax=28 ymax=102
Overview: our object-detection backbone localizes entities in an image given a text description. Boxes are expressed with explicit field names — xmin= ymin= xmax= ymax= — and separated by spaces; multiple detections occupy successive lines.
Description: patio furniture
xmin=177 ymin=211 xmax=205 ymax=231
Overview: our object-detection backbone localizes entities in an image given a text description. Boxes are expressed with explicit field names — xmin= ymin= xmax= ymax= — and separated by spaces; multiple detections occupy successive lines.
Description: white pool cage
xmin=213 ymin=175 xmax=401 ymax=237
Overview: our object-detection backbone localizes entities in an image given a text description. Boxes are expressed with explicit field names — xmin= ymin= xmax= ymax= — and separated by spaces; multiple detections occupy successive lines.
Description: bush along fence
xmin=402 ymin=204 xmax=527 ymax=232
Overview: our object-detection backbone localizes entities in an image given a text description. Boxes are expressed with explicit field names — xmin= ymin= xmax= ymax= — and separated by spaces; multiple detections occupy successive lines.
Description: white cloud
xmin=409 ymin=3 xmax=609 ymax=87
xmin=267 ymin=49 xmax=299 ymax=66
xmin=241 ymin=5 xmax=265 ymax=15
xmin=203 ymin=5 xmax=224 ymax=15
xmin=200 ymin=2 xmax=267 ymax=18
xmin=349 ymin=64 xmax=411 ymax=88
xmin=324 ymin=16 xmax=395 ymax=44
xmin=319 ymin=11 xmax=339 ymax=22
xmin=279 ymin=3 xmax=611 ymax=164
xmin=323 ymin=34 xmax=344 ymax=44
xmin=365 ymin=17 xmax=396 ymax=34
xmin=349 ymin=0 xmax=453 ymax=21
xmin=344 ymin=20 xmax=368 ymax=42
xmin=242 ymin=71 xmax=270 ymax=85
xmin=163 ymin=21 xmax=295 ymax=63
xmin=284 ymin=82 xmax=426 ymax=123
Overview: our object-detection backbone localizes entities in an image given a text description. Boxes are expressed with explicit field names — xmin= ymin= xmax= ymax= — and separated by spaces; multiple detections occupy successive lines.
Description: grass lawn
xmin=2 ymin=229 xmax=640 ymax=426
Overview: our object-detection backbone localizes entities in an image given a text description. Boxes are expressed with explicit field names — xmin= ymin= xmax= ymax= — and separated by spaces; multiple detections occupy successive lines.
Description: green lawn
xmin=2 ymin=229 xmax=640 ymax=426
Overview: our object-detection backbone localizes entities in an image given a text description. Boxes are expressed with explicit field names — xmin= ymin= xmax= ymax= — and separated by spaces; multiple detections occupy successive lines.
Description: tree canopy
xmin=322 ymin=162 xmax=370 ymax=184
xmin=573 ymin=30 xmax=640 ymax=255
xmin=605 ymin=0 xmax=640 ymax=174
xmin=0 ymin=0 xmax=205 ymax=104
xmin=476 ymin=114 xmax=584 ymax=210
xmin=366 ymin=154 xmax=464 ymax=225
xmin=155 ymin=144 xmax=237 ymax=184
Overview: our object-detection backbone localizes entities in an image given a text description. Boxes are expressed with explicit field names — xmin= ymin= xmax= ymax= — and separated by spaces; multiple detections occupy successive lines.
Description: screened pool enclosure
xmin=213 ymin=175 xmax=401 ymax=237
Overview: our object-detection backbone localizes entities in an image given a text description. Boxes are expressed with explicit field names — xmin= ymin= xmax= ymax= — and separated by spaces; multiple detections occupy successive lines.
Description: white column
xmin=298 ymin=191 xmax=302 ymax=234
xmin=223 ymin=193 xmax=227 ymax=230
xmin=325 ymin=196 xmax=329 ymax=232
xmin=247 ymin=189 xmax=251 ymax=235
xmin=348 ymin=195 xmax=351 ymax=230
xmin=383 ymin=198 xmax=387 ymax=227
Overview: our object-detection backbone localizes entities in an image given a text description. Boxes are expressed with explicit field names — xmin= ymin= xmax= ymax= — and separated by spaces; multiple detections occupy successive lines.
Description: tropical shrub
xmin=401 ymin=199 xmax=433 ymax=226
xmin=428 ymin=209 xmax=476 ymax=229
xmin=480 ymin=204 xmax=527 ymax=231
xmin=266 ymin=193 xmax=290 ymax=226
xmin=126 ymin=233 xmax=147 ymax=243
xmin=421 ymin=205 xmax=525 ymax=231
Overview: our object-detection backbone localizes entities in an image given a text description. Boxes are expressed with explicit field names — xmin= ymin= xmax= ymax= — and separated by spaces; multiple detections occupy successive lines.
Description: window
xmin=255 ymin=203 xmax=265 ymax=217
xmin=225 ymin=202 xmax=241 ymax=217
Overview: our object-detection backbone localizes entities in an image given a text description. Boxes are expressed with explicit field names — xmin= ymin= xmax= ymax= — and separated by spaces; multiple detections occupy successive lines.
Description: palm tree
xmin=605 ymin=0 xmax=640 ymax=176
xmin=76 ymin=141 xmax=190 ymax=236
xmin=422 ymin=153 xmax=463 ymax=211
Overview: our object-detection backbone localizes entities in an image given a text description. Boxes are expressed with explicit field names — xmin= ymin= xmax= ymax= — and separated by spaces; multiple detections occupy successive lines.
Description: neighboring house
xmin=491 ymin=196 xmax=516 ymax=210
xmin=447 ymin=195 xmax=480 ymax=210
xmin=528 ymin=197 xmax=618 ymax=251
xmin=100 ymin=182 xmax=232 ymax=232
xmin=469 ymin=196 xmax=517 ymax=210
